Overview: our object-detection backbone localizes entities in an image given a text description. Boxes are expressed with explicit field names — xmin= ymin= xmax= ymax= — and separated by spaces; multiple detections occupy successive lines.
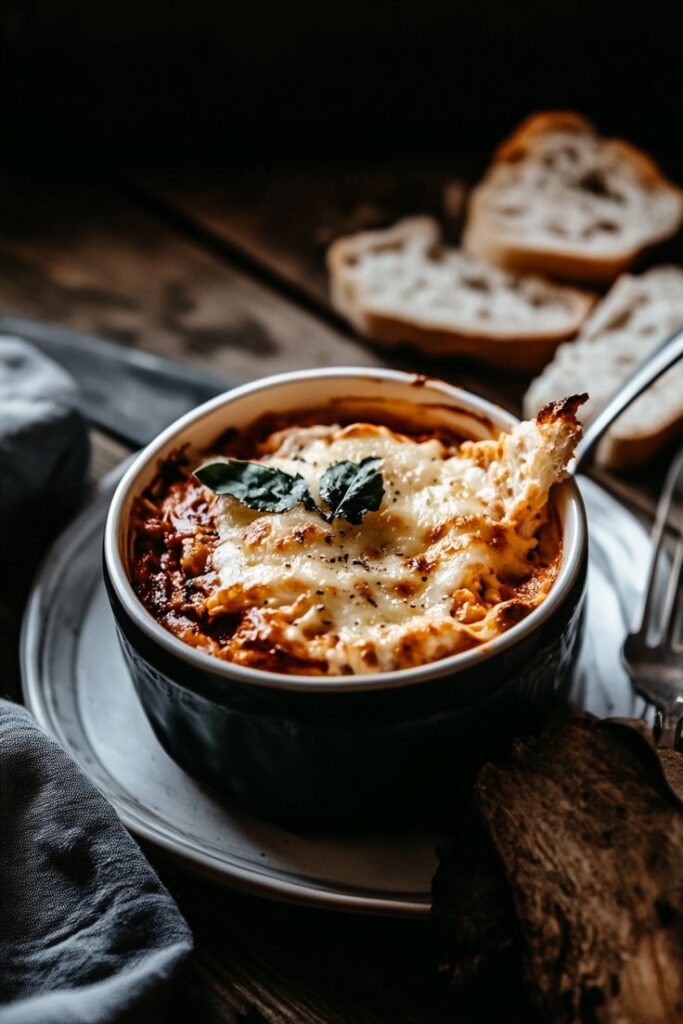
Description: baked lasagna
xmin=130 ymin=397 xmax=584 ymax=675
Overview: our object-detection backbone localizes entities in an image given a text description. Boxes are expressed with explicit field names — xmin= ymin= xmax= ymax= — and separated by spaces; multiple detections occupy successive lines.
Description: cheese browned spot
xmin=130 ymin=402 xmax=582 ymax=676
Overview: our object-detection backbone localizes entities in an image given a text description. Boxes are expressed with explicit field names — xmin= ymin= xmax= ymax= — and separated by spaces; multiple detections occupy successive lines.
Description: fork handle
xmin=655 ymin=704 xmax=683 ymax=750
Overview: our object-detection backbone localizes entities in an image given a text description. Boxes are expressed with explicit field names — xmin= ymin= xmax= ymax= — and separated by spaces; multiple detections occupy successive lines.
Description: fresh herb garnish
xmin=195 ymin=457 xmax=384 ymax=525
xmin=318 ymin=457 xmax=384 ymax=525
xmin=194 ymin=461 xmax=316 ymax=514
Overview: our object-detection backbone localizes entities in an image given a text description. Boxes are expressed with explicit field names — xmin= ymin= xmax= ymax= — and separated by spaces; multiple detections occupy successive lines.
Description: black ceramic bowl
xmin=104 ymin=368 xmax=588 ymax=826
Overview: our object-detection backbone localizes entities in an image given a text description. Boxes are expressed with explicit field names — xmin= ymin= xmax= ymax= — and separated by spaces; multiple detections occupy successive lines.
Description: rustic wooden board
xmin=124 ymin=158 xmax=541 ymax=412
xmin=159 ymin=867 xmax=521 ymax=1024
xmin=0 ymin=174 xmax=379 ymax=383
xmin=0 ymin=166 xmax=666 ymax=1024
xmin=126 ymin=158 xmax=479 ymax=310
xmin=435 ymin=718 xmax=683 ymax=1023
xmin=130 ymin=155 xmax=683 ymax=317
xmin=129 ymin=161 xmax=668 ymax=513
xmin=89 ymin=429 xmax=131 ymax=483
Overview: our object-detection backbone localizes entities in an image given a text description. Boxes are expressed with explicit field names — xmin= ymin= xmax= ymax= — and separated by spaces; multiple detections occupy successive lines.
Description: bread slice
xmin=464 ymin=112 xmax=683 ymax=285
xmin=523 ymin=266 xmax=683 ymax=469
xmin=327 ymin=217 xmax=594 ymax=370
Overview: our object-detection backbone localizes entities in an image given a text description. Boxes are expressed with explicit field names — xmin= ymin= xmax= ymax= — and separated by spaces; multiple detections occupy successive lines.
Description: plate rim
xmin=20 ymin=468 xmax=650 ymax=918
xmin=20 ymin=466 xmax=433 ymax=918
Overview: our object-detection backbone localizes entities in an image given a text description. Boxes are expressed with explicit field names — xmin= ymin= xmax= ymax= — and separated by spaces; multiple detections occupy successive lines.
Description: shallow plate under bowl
xmin=21 ymin=470 xmax=649 ymax=917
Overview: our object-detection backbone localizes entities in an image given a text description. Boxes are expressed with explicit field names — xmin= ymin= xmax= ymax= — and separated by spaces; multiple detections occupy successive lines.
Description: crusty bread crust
xmin=523 ymin=266 xmax=683 ymax=469
xmin=464 ymin=112 xmax=683 ymax=285
xmin=328 ymin=217 xmax=595 ymax=370
xmin=495 ymin=111 xmax=593 ymax=161
xmin=464 ymin=212 xmax=635 ymax=285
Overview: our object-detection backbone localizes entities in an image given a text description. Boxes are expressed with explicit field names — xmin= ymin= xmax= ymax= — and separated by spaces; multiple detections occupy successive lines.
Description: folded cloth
xmin=0 ymin=700 xmax=193 ymax=1024
xmin=0 ymin=338 xmax=91 ymax=695
xmin=0 ymin=339 xmax=192 ymax=1021
xmin=0 ymin=337 xmax=90 ymax=529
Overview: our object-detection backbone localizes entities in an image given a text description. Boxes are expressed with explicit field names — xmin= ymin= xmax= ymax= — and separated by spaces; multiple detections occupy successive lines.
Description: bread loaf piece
xmin=464 ymin=112 xmax=683 ymax=285
xmin=523 ymin=266 xmax=683 ymax=469
xmin=327 ymin=217 xmax=594 ymax=370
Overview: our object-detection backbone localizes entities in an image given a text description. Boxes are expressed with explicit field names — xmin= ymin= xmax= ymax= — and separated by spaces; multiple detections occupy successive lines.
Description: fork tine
xmin=662 ymin=453 xmax=683 ymax=645
xmin=633 ymin=444 xmax=683 ymax=641
xmin=633 ymin=447 xmax=682 ymax=637
xmin=663 ymin=532 xmax=683 ymax=646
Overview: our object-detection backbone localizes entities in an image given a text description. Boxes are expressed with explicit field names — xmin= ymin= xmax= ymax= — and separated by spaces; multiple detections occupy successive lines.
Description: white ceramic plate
xmin=21 ymin=470 xmax=650 ymax=917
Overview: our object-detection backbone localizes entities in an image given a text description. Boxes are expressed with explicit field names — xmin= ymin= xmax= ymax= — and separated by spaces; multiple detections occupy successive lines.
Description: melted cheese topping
xmin=204 ymin=414 xmax=574 ymax=675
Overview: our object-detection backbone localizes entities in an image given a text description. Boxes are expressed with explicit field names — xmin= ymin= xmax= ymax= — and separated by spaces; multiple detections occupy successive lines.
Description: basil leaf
xmin=195 ymin=460 xmax=315 ymax=513
xmin=319 ymin=457 xmax=384 ymax=524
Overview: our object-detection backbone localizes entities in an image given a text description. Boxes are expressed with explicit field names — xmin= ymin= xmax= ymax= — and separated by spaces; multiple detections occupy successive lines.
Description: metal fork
xmin=622 ymin=444 xmax=683 ymax=748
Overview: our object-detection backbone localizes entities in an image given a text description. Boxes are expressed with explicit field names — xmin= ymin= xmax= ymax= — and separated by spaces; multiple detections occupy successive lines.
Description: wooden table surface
xmin=0 ymin=161 xmax=669 ymax=1022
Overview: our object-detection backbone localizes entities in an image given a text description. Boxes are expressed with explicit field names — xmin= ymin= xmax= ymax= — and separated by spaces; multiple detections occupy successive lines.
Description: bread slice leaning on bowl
xmin=524 ymin=266 xmax=683 ymax=470
xmin=463 ymin=111 xmax=683 ymax=286
xmin=327 ymin=216 xmax=594 ymax=370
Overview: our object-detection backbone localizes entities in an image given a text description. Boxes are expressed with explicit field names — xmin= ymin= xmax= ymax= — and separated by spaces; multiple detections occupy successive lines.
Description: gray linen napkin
xmin=0 ymin=338 xmax=193 ymax=1022
xmin=0 ymin=701 xmax=193 ymax=1024
xmin=0 ymin=336 xmax=90 ymax=528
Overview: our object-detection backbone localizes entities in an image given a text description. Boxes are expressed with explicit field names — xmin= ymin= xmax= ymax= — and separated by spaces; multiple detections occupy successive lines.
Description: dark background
xmin=0 ymin=10 xmax=678 ymax=1022
xmin=1 ymin=0 xmax=681 ymax=166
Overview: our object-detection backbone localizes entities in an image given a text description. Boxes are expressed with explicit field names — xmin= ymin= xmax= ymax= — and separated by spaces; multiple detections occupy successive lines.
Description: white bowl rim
xmin=104 ymin=366 xmax=588 ymax=694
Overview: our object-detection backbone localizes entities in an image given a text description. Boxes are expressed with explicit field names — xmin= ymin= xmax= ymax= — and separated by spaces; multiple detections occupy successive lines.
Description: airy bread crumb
xmin=524 ymin=267 xmax=683 ymax=469
xmin=328 ymin=216 xmax=594 ymax=369
xmin=463 ymin=112 xmax=683 ymax=285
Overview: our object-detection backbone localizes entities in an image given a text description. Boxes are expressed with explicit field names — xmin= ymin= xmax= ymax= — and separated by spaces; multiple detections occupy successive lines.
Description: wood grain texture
xmin=480 ymin=719 xmax=683 ymax=1022
xmin=435 ymin=718 xmax=683 ymax=1024
xmin=128 ymin=159 xmax=476 ymax=309
xmin=129 ymin=160 xmax=669 ymax=512
xmin=89 ymin=429 xmax=130 ymax=484
xmin=125 ymin=158 xmax=544 ymax=412
xmin=0 ymin=165 xmax=669 ymax=1024
xmin=155 ymin=867 xmax=523 ymax=1024
xmin=0 ymin=175 xmax=378 ymax=383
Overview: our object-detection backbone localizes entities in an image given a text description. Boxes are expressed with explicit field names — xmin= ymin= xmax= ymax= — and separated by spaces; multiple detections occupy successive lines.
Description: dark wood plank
xmin=156 ymin=867 xmax=522 ymax=1024
xmin=0 ymin=168 xmax=661 ymax=1023
xmin=0 ymin=174 xmax=379 ymax=383
xmin=131 ymin=160 xmax=667 ymax=515
xmin=125 ymin=157 xmax=545 ymax=415
xmin=127 ymin=157 xmax=479 ymax=311
xmin=89 ymin=429 xmax=131 ymax=483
